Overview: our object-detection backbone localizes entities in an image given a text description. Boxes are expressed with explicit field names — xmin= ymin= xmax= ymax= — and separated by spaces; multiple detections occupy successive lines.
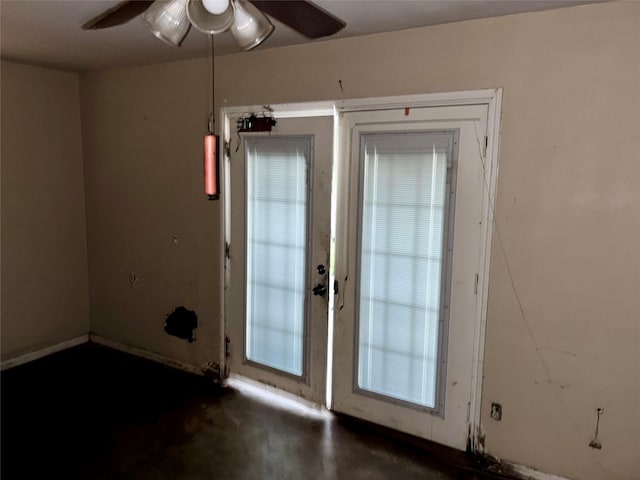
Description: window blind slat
xmin=246 ymin=138 xmax=310 ymax=376
xmin=357 ymin=133 xmax=450 ymax=408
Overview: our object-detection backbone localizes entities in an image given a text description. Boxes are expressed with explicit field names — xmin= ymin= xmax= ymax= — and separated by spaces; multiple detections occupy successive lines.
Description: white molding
xmin=0 ymin=334 xmax=207 ymax=377
xmin=335 ymin=89 xmax=502 ymax=113
xmin=220 ymin=107 xmax=232 ymax=377
xmin=220 ymin=90 xmax=502 ymax=122
xmin=221 ymin=101 xmax=334 ymax=119
xmin=0 ymin=335 xmax=89 ymax=370
xmin=508 ymin=462 xmax=571 ymax=480
xmin=469 ymin=88 xmax=503 ymax=453
xmin=90 ymin=335 xmax=203 ymax=376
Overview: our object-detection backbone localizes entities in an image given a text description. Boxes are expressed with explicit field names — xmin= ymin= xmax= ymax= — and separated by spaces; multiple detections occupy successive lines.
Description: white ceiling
xmin=0 ymin=0 xmax=600 ymax=72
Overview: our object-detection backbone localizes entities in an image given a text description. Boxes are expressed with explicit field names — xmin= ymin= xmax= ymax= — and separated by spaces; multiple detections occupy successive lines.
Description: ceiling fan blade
xmin=82 ymin=0 xmax=155 ymax=30
xmin=248 ymin=1 xmax=346 ymax=39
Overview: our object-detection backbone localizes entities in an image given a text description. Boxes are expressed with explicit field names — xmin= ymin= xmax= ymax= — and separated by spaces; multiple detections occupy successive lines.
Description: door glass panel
xmin=245 ymin=137 xmax=311 ymax=376
xmin=357 ymin=132 xmax=454 ymax=408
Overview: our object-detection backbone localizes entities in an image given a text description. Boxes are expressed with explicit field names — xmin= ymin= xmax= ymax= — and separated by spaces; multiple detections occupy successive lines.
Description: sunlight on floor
xmin=226 ymin=374 xmax=332 ymax=421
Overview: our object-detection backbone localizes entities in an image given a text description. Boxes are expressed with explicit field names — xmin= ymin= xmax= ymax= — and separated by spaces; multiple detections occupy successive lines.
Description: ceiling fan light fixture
xmin=141 ymin=0 xmax=191 ymax=47
xmin=230 ymin=0 xmax=274 ymax=51
xmin=202 ymin=0 xmax=230 ymax=15
xmin=186 ymin=0 xmax=235 ymax=35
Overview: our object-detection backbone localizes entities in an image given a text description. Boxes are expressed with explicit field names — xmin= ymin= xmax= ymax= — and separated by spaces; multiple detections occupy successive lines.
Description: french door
xmin=223 ymin=99 xmax=494 ymax=451
xmin=331 ymin=105 xmax=489 ymax=450
xmin=226 ymin=116 xmax=333 ymax=405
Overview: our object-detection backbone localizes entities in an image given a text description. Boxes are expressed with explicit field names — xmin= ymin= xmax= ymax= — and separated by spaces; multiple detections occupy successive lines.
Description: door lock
xmin=313 ymin=264 xmax=328 ymax=298
xmin=312 ymin=284 xmax=327 ymax=296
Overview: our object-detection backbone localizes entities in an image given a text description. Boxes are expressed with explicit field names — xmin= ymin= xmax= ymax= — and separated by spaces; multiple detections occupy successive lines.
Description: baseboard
xmin=89 ymin=334 xmax=203 ymax=376
xmin=479 ymin=453 xmax=571 ymax=480
xmin=0 ymin=333 xmax=206 ymax=377
xmin=505 ymin=462 xmax=570 ymax=480
xmin=0 ymin=335 xmax=90 ymax=371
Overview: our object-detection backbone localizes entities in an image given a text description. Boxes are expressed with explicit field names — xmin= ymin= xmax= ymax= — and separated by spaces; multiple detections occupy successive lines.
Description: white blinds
xmin=245 ymin=137 xmax=310 ymax=376
xmin=357 ymin=132 xmax=452 ymax=408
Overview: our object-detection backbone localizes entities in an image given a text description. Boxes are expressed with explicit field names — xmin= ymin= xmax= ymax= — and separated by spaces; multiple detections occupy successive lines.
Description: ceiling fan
xmin=82 ymin=0 xmax=347 ymax=50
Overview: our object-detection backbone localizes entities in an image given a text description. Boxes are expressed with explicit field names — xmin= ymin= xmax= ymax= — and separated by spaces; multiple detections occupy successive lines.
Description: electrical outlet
xmin=490 ymin=402 xmax=502 ymax=421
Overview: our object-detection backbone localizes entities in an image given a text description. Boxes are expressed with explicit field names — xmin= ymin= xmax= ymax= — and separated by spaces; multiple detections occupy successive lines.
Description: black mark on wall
xmin=164 ymin=306 xmax=197 ymax=343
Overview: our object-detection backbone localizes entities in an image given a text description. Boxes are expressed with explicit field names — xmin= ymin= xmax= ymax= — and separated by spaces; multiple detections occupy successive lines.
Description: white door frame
xmin=219 ymin=88 xmax=502 ymax=453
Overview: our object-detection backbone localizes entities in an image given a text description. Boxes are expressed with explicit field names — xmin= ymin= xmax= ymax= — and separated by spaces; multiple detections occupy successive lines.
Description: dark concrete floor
xmin=1 ymin=344 xmax=504 ymax=479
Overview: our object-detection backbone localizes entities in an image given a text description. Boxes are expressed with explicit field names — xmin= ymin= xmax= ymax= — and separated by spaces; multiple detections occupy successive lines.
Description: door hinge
xmin=474 ymin=273 xmax=479 ymax=295
xmin=224 ymin=141 xmax=231 ymax=158
xmin=482 ymin=135 xmax=488 ymax=159
xmin=225 ymin=242 xmax=230 ymax=260
xmin=225 ymin=336 xmax=231 ymax=358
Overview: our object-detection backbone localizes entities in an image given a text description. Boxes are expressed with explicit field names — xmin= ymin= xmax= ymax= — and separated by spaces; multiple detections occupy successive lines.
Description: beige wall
xmin=79 ymin=2 xmax=639 ymax=479
xmin=1 ymin=61 xmax=90 ymax=359
xmin=80 ymin=59 xmax=220 ymax=369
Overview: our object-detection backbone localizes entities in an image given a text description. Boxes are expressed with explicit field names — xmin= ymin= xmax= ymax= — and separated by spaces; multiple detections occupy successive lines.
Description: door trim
xmin=219 ymin=89 xmax=502 ymax=453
